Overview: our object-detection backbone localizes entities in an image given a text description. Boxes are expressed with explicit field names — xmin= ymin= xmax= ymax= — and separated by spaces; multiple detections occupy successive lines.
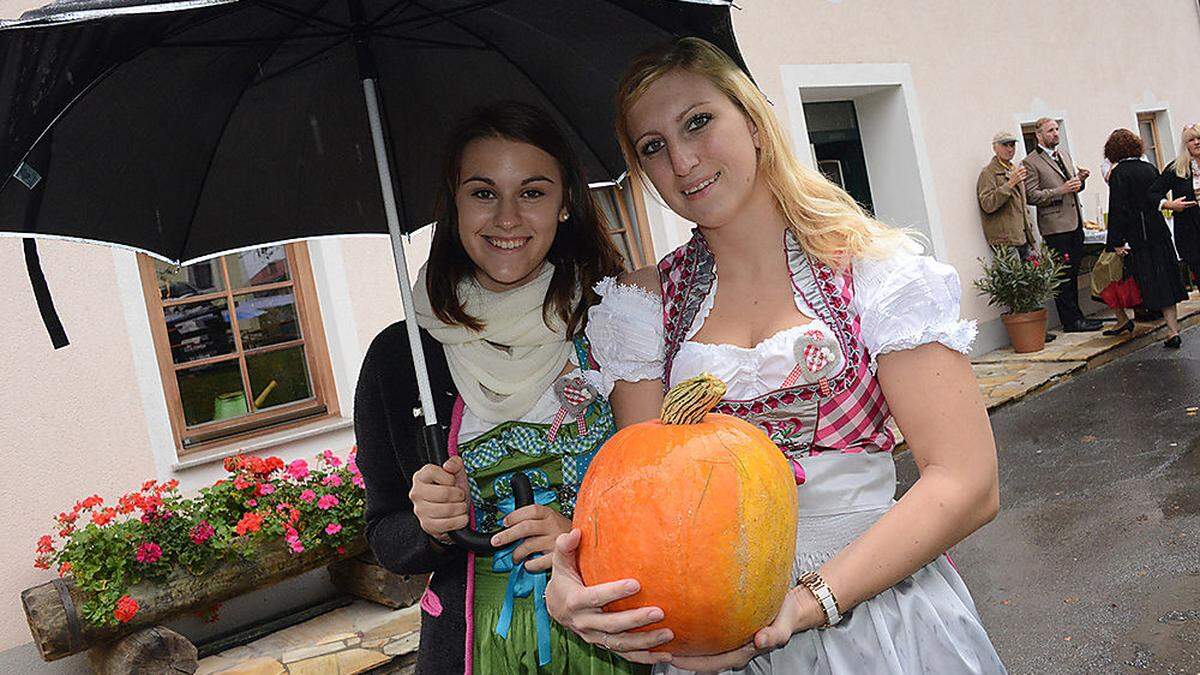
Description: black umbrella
xmin=0 ymin=0 xmax=746 ymax=551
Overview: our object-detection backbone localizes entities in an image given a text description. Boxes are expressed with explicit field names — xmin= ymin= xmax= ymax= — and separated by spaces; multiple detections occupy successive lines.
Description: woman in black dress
xmin=1105 ymin=128 xmax=1187 ymax=347
xmin=1149 ymin=123 xmax=1200 ymax=285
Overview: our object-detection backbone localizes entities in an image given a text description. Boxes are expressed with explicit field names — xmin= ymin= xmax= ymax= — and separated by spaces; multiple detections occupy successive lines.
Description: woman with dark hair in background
xmin=355 ymin=100 xmax=642 ymax=674
xmin=1105 ymin=128 xmax=1187 ymax=346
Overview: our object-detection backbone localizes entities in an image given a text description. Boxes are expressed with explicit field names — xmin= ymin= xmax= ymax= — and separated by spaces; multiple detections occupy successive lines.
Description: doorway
xmin=804 ymin=101 xmax=874 ymax=214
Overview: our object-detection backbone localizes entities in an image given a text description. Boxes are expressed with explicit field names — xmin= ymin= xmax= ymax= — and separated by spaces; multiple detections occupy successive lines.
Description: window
xmin=593 ymin=177 xmax=654 ymax=268
xmin=1138 ymin=111 xmax=1165 ymax=170
xmin=1020 ymin=122 xmax=1040 ymax=155
xmin=138 ymin=243 xmax=337 ymax=453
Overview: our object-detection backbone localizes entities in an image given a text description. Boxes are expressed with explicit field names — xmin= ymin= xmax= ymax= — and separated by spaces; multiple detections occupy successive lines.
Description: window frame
xmin=1137 ymin=111 xmax=1165 ymax=171
xmin=137 ymin=242 xmax=338 ymax=454
xmin=595 ymin=177 xmax=655 ymax=268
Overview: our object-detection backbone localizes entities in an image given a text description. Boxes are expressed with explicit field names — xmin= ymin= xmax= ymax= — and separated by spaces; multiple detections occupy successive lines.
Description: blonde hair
xmin=1175 ymin=124 xmax=1200 ymax=178
xmin=614 ymin=38 xmax=911 ymax=270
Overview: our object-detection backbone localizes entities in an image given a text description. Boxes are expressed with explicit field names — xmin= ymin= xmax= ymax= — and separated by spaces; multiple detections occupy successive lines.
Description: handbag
xmin=1090 ymin=251 xmax=1123 ymax=298
xmin=1094 ymin=208 xmax=1147 ymax=309
xmin=1098 ymin=275 xmax=1142 ymax=309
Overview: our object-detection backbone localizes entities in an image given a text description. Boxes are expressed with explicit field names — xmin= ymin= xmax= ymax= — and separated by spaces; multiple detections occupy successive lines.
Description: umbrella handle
xmin=423 ymin=423 xmax=534 ymax=554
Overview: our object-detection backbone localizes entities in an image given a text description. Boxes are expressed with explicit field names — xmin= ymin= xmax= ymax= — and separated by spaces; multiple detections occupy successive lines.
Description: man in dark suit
xmin=1022 ymin=117 xmax=1102 ymax=332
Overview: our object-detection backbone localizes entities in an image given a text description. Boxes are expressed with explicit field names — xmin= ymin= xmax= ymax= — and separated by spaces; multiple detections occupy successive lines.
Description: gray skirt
xmin=655 ymin=453 xmax=1006 ymax=675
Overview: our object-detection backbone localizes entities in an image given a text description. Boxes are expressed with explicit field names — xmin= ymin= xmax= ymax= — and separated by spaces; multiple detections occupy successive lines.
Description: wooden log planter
xmin=22 ymin=535 xmax=367 ymax=662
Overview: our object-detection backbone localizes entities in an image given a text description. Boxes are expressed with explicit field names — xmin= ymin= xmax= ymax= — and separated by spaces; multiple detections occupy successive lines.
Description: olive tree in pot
xmin=974 ymin=246 xmax=1067 ymax=353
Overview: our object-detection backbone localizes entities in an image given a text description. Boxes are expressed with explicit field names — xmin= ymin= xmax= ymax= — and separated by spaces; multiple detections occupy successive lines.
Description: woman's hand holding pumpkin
xmin=666 ymin=585 xmax=826 ymax=671
xmin=490 ymin=505 xmax=572 ymax=573
xmin=545 ymin=530 xmax=675 ymax=665
xmin=409 ymin=457 xmax=470 ymax=544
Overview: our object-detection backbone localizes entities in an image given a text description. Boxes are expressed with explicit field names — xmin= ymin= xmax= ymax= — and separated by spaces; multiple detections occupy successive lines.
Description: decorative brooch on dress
xmin=781 ymin=327 xmax=842 ymax=396
xmin=547 ymin=376 xmax=599 ymax=442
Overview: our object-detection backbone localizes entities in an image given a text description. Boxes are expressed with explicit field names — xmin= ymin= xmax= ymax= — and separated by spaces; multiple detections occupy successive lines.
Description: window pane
xmin=164 ymin=299 xmax=235 ymax=364
xmin=594 ymin=189 xmax=623 ymax=233
xmin=235 ymin=289 xmax=301 ymax=349
xmin=155 ymin=259 xmax=223 ymax=300
xmin=609 ymin=232 xmax=634 ymax=266
xmin=225 ymin=246 xmax=290 ymax=289
xmin=178 ymin=360 xmax=247 ymax=426
xmin=1139 ymin=120 xmax=1155 ymax=150
xmin=246 ymin=346 xmax=313 ymax=410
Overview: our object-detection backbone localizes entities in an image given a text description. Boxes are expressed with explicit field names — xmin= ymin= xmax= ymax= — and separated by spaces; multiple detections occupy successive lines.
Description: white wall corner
xmin=306 ymin=238 xmax=363 ymax=418
xmin=111 ymin=248 xmax=178 ymax=480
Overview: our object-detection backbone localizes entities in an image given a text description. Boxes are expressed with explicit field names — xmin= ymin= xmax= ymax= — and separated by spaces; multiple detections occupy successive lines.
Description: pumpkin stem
xmin=660 ymin=373 xmax=727 ymax=425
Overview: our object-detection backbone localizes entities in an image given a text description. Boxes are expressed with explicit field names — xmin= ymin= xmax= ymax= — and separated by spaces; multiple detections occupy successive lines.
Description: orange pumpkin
xmin=574 ymin=373 xmax=798 ymax=656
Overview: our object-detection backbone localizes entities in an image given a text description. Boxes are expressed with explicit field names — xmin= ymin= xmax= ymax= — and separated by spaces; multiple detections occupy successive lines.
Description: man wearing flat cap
xmin=976 ymin=131 xmax=1036 ymax=258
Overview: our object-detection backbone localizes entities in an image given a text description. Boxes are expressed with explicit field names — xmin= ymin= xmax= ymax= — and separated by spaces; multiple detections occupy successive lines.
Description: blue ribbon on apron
xmin=492 ymin=486 xmax=557 ymax=666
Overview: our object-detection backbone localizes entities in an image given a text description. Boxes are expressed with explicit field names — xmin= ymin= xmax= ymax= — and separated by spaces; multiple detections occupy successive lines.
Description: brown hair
xmin=425 ymin=101 xmax=625 ymax=336
xmin=1103 ymin=128 xmax=1144 ymax=163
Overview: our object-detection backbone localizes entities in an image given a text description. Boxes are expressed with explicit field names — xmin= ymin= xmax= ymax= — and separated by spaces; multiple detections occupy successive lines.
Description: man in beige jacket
xmin=1022 ymin=117 xmax=1100 ymax=332
xmin=977 ymin=131 xmax=1035 ymax=257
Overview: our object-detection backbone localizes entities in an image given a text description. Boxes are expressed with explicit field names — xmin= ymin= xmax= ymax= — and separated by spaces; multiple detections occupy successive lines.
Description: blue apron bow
xmin=492 ymin=486 xmax=557 ymax=666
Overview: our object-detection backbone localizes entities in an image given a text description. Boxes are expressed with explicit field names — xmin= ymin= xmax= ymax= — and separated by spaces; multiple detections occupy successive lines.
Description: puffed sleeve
xmin=850 ymin=248 xmax=977 ymax=370
xmin=584 ymin=277 xmax=665 ymax=393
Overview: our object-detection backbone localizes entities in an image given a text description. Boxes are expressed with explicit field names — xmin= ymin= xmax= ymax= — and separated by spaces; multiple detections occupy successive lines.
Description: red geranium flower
xmin=235 ymin=512 xmax=265 ymax=536
xmin=114 ymin=595 xmax=139 ymax=623
xmin=91 ymin=509 xmax=116 ymax=527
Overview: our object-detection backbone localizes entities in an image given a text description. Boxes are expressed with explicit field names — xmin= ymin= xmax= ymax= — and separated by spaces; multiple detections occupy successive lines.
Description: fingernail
xmin=649 ymin=609 xmax=664 ymax=621
xmin=624 ymin=581 xmax=639 ymax=593
xmin=490 ymin=536 xmax=500 ymax=546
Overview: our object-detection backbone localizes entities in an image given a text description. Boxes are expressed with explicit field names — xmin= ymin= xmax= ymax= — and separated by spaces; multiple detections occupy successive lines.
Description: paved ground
xmin=899 ymin=324 xmax=1200 ymax=674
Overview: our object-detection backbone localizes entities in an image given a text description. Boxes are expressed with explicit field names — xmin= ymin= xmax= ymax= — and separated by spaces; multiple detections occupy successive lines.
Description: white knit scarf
xmin=412 ymin=263 xmax=572 ymax=424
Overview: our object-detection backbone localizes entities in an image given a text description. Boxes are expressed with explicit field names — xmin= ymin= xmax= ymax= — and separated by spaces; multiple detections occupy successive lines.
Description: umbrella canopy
xmin=0 ymin=0 xmax=746 ymax=264
xmin=1 ymin=0 xmax=746 ymax=551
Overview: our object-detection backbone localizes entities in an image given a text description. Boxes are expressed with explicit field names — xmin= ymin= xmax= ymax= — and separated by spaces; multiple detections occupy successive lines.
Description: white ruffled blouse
xmin=585 ymin=248 xmax=976 ymax=399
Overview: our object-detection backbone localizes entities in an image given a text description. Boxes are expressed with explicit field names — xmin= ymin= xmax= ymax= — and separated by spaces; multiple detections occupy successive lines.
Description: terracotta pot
xmin=1001 ymin=309 xmax=1047 ymax=353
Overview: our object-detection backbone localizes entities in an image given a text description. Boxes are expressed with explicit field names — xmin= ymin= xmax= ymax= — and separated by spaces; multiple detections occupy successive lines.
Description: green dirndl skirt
xmin=472 ymin=565 xmax=649 ymax=675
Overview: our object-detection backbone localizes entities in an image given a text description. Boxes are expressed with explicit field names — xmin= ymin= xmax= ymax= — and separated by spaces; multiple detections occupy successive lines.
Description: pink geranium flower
xmin=257 ymin=482 xmax=275 ymax=496
xmin=317 ymin=494 xmax=339 ymax=510
xmin=325 ymin=523 xmax=342 ymax=535
xmin=190 ymin=520 xmax=215 ymax=545
xmin=286 ymin=459 xmax=309 ymax=481
xmin=351 ymin=475 xmax=365 ymax=489
xmin=135 ymin=542 xmax=162 ymax=564
xmin=321 ymin=450 xmax=343 ymax=468
xmin=299 ymin=489 xmax=317 ymax=504
xmin=321 ymin=474 xmax=342 ymax=487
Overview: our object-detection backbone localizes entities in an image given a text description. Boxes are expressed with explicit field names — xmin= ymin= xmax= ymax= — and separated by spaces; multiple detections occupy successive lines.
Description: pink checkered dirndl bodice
xmin=658 ymin=230 xmax=895 ymax=470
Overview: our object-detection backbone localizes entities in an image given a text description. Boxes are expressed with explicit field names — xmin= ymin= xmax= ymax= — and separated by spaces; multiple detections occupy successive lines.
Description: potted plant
xmin=974 ymin=246 xmax=1067 ymax=353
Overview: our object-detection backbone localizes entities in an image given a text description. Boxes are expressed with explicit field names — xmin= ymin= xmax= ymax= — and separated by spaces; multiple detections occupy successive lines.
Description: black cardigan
xmin=1107 ymin=159 xmax=1173 ymax=250
xmin=1149 ymin=160 xmax=1200 ymax=266
xmin=354 ymin=320 xmax=466 ymax=675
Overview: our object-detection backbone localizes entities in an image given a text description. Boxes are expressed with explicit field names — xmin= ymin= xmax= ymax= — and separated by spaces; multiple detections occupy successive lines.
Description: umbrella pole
xmin=360 ymin=76 xmax=525 ymax=553
xmin=359 ymin=79 xmax=436 ymax=427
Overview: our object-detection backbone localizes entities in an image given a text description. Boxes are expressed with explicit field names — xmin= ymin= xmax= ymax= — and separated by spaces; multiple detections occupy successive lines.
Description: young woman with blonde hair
xmin=545 ymin=38 xmax=1006 ymax=674
xmin=1151 ymin=123 xmax=1200 ymax=286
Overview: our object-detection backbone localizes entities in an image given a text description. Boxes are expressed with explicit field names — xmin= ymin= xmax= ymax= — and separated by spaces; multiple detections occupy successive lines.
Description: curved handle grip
xmin=423 ymin=423 xmax=533 ymax=554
